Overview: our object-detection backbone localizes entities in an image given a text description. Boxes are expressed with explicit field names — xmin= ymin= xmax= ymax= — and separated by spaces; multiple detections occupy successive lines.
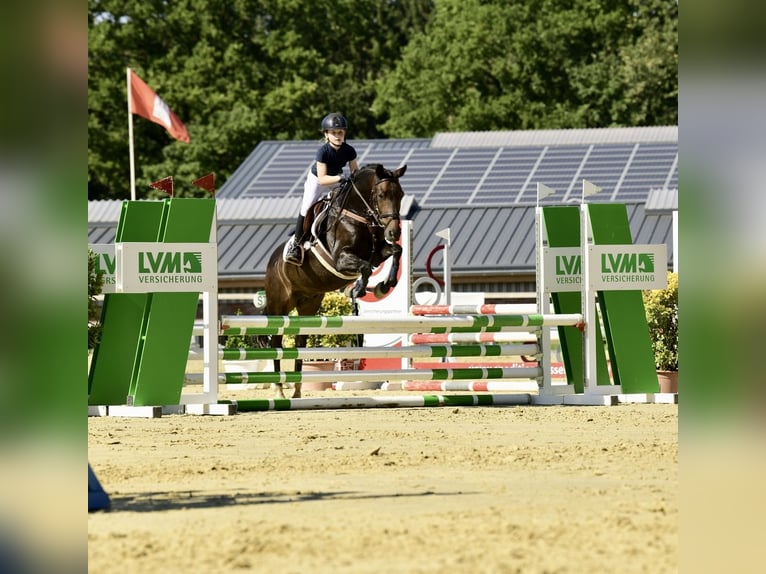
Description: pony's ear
xmin=393 ymin=164 xmax=407 ymax=178
xmin=375 ymin=164 xmax=387 ymax=179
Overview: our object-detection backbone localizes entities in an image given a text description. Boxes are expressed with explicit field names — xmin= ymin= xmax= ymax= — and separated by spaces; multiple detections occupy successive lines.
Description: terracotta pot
xmin=302 ymin=361 xmax=337 ymax=371
xmin=339 ymin=359 xmax=356 ymax=371
xmin=656 ymin=370 xmax=678 ymax=393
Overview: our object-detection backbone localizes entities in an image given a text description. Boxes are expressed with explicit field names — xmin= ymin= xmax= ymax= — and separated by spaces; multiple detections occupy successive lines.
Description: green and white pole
xmin=221 ymin=366 xmax=542 ymax=385
xmin=220 ymin=393 xmax=531 ymax=412
xmin=218 ymin=343 xmax=539 ymax=362
xmin=220 ymin=313 xmax=582 ymax=336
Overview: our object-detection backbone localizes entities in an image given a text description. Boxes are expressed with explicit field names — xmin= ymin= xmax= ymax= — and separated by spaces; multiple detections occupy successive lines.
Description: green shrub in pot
xmin=283 ymin=290 xmax=356 ymax=349
xmin=642 ymin=271 xmax=678 ymax=371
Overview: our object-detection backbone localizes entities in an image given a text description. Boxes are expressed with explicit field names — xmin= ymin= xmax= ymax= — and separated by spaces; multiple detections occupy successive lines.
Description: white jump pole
xmin=434 ymin=227 xmax=451 ymax=305
xmin=536 ymin=183 xmax=556 ymax=395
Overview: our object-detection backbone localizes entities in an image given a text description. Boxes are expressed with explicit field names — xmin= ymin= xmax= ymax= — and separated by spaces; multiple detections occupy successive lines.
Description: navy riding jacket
xmin=310 ymin=142 xmax=357 ymax=177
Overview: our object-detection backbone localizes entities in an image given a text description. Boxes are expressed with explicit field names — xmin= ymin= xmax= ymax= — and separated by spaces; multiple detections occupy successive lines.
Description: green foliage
xmin=88 ymin=0 xmax=677 ymax=200
xmin=308 ymin=291 xmax=356 ymax=348
xmin=87 ymin=0 xmax=432 ymax=200
xmin=223 ymin=308 xmax=259 ymax=349
xmin=282 ymin=291 xmax=356 ymax=349
xmin=643 ymin=272 xmax=678 ymax=371
xmin=372 ymin=0 xmax=678 ymax=136
xmin=88 ymin=249 xmax=104 ymax=349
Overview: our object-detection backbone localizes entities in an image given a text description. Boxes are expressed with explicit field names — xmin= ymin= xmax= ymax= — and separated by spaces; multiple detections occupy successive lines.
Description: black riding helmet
xmin=321 ymin=113 xmax=348 ymax=131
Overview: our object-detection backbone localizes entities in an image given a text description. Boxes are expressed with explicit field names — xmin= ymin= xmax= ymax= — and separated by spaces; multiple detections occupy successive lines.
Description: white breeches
xmin=301 ymin=172 xmax=327 ymax=216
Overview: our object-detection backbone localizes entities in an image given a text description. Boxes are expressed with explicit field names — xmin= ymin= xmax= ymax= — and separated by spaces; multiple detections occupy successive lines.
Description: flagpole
xmin=127 ymin=67 xmax=136 ymax=201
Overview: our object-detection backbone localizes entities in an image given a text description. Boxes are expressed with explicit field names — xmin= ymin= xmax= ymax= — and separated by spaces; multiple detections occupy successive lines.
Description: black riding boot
xmin=284 ymin=215 xmax=305 ymax=265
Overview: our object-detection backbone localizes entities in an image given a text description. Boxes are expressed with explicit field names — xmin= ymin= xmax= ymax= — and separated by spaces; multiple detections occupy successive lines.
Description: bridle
xmin=340 ymin=174 xmax=401 ymax=230
xmin=321 ymin=168 xmax=404 ymax=263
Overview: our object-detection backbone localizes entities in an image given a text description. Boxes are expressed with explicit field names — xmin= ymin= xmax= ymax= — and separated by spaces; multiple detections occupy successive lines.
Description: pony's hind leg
xmin=272 ymin=383 xmax=287 ymax=399
xmin=269 ymin=333 xmax=287 ymax=399
xmin=291 ymin=295 xmax=324 ymax=399
xmin=291 ymin=333 xmax=308 ymax=399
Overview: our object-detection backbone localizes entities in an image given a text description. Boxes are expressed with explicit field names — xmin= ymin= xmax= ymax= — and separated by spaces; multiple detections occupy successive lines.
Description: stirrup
xmin=283 ymin=239 xmax=304 ymax=265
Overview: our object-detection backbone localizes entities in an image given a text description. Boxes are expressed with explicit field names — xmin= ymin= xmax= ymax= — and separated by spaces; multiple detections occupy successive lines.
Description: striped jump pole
xmin=409 ymin=332 xmax=541 ymax=344
xmin=398 ymin=381 xmax=539 ymax=392
xmin=411 ymin=304 xmax=540 ymax=315
xmin=221 ymin=366 xmax=542 ymax=385
xmin=220 ymin=313 xmax=582 ymax=336
xmin=219 ymin=343 xmax=539 ymax=362
xmin=220 ymin=393 xmax=531 ymax=412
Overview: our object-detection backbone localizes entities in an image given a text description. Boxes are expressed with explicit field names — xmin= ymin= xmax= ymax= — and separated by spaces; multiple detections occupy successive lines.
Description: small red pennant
xmin=149 ymin=176 xmax=174 ymax=197
xmin=192 ymin=173 xmax=215 ymax=194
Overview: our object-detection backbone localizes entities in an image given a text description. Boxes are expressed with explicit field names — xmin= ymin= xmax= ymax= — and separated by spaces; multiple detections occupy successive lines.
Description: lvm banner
xmin=543 ymin=244 xmax=667 ymax=292
xmin=90 ymin=244 xmax=117 ymax=294
xmin=113 ymin=242 xmax=217 ymax=293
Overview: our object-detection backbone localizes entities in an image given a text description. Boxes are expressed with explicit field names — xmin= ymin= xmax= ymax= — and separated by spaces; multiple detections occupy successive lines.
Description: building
xmin=88 ymin=126 xmax=677 ymax=307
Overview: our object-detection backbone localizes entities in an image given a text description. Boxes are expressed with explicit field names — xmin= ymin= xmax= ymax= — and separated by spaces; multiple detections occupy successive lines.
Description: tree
xmin=371 ymin=0 xmax=677 ymax=137
xmin=88 ymin=0 xmax=433 ymax=200
xmin=89 ymin=0 xmax=677 ymax=199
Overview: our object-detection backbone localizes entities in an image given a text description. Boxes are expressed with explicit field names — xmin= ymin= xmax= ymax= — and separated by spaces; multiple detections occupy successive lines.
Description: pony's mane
xmin=359 ymin=163 xmax=393 ymax=180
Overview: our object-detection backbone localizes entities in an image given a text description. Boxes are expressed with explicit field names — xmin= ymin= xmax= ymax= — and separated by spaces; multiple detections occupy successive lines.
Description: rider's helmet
xmin=321 ymin=113 xmax=348 ymax=131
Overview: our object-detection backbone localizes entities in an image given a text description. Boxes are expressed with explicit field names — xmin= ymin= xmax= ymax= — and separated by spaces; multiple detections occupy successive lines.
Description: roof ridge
xmin=431 ymin=126 xmax=678 ymax=148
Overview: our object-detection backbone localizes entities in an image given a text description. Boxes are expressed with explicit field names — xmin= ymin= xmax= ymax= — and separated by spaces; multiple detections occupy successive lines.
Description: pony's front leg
xmin=373 ymin=244 xmax=402 ymax=297
xmin=351 ymin=266 xmax=372 ymax=299
xmin=336 ymin=252 xmax=372 ymax=299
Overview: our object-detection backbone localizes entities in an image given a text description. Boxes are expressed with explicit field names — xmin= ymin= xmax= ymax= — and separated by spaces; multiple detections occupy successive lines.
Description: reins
xmin=323 ymin=169 xmax=401 ymax=262
xmin=342 ymin=176 xmax=400 ymax=228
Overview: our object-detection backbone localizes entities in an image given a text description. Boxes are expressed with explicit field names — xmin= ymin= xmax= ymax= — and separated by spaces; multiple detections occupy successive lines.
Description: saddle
xmin=301 ymin=181 xmax=352 ymax=248
xmin=304 ymin=199 xmax=330 ymax=244
xmin=296 ymin=182 xmax=363 ymax=281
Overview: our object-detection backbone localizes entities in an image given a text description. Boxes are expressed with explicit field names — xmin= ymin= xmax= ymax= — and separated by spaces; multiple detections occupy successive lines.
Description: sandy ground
xmin=88 ymin=388 xmax=677 ymax=573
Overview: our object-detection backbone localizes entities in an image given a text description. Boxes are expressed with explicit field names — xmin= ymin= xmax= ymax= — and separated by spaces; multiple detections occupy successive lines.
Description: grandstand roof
xmin=218 ymin=126 xmax=678 ymax=207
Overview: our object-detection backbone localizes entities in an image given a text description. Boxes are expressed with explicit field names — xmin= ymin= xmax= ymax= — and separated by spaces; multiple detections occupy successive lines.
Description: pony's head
xmin=358 ymin=164 xmax=406 ymax=245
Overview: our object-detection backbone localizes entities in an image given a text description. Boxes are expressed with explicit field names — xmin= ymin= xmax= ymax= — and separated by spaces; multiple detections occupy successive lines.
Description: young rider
xmin=284 ymin=112 xmax=359 ymax=265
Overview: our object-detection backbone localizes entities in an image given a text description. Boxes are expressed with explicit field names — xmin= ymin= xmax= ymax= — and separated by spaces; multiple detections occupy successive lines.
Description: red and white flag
xmin=129 ymin=70 xmax=190 ymax=143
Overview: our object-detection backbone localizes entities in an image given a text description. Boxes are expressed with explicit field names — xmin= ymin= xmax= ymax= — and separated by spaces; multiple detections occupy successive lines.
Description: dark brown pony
xmin=260 ymin=163 xmax=407 ymax=397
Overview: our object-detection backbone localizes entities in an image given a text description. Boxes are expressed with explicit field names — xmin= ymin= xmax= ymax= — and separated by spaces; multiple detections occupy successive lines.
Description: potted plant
xmin=284 ymin=290 xmax=356 ymax=361
xmin=306 ymin=290 xmax=357 ymax=350
xmin=282 ymin=291 xmax=356 ymax=388
xmin=642 ymin=271 xmax=678 ymax=392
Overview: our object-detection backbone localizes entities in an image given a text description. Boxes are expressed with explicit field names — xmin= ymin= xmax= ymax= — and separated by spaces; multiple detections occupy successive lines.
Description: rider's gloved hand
xmin=338 ymin=175 xmax=350 ymax=186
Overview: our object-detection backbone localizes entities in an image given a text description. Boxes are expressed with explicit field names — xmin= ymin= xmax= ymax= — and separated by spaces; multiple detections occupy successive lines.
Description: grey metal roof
xmin=217 ymin=128 xmax=678 ymax=208
xmin=88 ymin=222 xmax=117 ymax=244
xmin=218 ymin=139 xmax=431 ymax=200
xmin=88 ymin=200 xmax=124 ymax=222
xmin=431 ymin=126 xmax=678 ymax=147
xmin=410 ymin=203 xmax=674 ymax=277
xmin=644 ymin=187 xmax=678 ymax=213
